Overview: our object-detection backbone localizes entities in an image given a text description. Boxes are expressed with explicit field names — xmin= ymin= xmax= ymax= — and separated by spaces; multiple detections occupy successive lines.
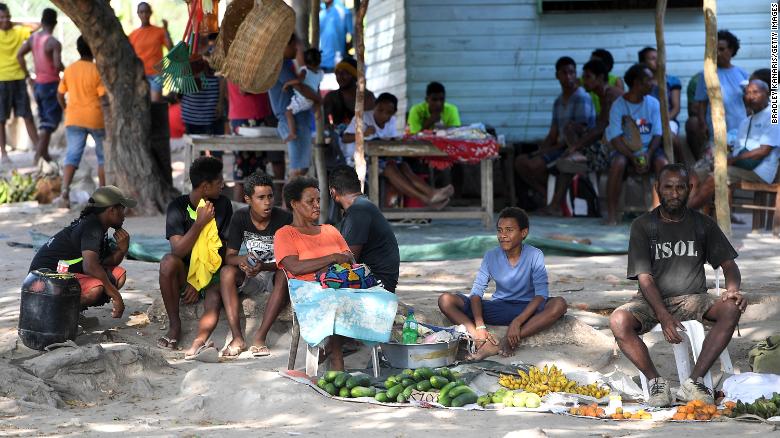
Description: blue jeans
xmin=276 ymin=110 xmax=312 ymax=170
xmin=146 ymin=75 xmax=163 ymax=93
xmin=64 ymin=126 xmax=105 ymax=167
xmin=34 ymin=81 xmax=62 ymax=132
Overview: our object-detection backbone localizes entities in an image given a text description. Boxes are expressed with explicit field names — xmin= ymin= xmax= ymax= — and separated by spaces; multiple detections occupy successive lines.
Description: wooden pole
xmin=655 ymin=0 xmax=674 ymax=162
xmin=703 ymin=0 xmax=731 ymax=237
xmin=310 ymin=0 xmax=328 ymax=223
xmin=353 ymin=0 xmax=369 ymax=190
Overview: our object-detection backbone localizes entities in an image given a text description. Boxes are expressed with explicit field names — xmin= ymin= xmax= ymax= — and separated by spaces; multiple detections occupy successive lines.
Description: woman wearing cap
xmin=28 ymin=186 xmax=136 ymax=318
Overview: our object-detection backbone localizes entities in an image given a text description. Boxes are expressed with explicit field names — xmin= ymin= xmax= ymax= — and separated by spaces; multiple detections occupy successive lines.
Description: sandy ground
xmin=1 ymin=147 xmax=779 ymax=437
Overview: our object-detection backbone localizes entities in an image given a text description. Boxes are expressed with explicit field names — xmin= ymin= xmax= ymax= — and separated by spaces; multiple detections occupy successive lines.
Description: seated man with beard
xmin=609 ymin=164 xmax=745 ymax=407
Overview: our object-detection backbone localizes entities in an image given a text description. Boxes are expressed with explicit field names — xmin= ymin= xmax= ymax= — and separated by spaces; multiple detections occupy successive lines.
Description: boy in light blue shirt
xmin=438 ymin=208 xmax=568 ymax=360
xmin=605 ymin=63 xmax=669 ymax=225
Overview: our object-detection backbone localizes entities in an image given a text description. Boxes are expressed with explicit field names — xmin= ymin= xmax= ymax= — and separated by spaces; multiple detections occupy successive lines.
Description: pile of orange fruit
xmin=569 ymin=403 xmax=606 ymax=418
xmin=611 ymin=407 xmax=653 ymax=420
xmin=670 ymin=400 xmax=731 ymax=421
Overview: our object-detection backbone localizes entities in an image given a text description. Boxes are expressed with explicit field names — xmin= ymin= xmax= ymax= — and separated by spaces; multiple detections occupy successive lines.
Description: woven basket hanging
xmin=220 ymin=0 xmax=295 ymax=93
xmin=208 ymin=0 xmax=253 ymax=72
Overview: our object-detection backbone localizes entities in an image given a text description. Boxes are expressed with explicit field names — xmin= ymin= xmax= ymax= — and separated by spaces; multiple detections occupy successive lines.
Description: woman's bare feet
xmin=222 ymin=337 xmax=246 ymax=357
xmin=184 ymin=338 xmax=212 ymax=357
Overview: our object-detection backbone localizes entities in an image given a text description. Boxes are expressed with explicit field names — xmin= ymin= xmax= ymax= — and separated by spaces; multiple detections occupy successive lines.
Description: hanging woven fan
xmin=157 ymin=0 xmax=213 ymax=95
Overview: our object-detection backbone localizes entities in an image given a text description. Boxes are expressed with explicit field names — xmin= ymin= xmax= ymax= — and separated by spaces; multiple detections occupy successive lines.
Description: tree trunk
xmin=703 ymin=0 xmax=731 ymax=237
xmin=51 ymin=0 xmax=178 ymax=215
xmin=353 ymin=0 xmax=369 ymax=190
xmin=655 ymin=0 xmax=674 ymax=162
xmin=310 ymin=0 xmax=329 ymax=223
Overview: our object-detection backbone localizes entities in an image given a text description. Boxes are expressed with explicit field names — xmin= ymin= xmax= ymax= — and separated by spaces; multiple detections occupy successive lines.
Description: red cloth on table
xmin=405 ymin=134 xmax=500 ymax=169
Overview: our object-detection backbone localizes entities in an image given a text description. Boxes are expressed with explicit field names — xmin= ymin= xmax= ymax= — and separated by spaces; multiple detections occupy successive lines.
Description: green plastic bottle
xmin=402 ymin=309 xmax=419 ymax=344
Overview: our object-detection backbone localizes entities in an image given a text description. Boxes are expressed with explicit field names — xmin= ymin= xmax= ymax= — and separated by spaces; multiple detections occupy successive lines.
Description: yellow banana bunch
xmin=498 ymin=364 xmax=610 ymax=398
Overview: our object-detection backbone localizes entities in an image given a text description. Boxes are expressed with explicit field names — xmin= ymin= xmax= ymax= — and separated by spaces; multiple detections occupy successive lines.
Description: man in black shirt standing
xmin=329 ymin=165 xmax=400 ymax=292
xmin=184 ymin=172 xmax=291 ymax=358
xmin=610 ymin=164 xmax=745 ymax=407
xmin=29 ymin=186 xmax=136 ymax=318
xmin=158 ymin=157 xmax=232 ymax=350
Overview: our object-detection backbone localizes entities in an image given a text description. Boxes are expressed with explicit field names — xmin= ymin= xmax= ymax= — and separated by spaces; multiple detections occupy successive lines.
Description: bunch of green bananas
xmin=730 ymin=392 xmax=780 ymax=419
xmin=0 ymin=171 xmax=37 ymax=204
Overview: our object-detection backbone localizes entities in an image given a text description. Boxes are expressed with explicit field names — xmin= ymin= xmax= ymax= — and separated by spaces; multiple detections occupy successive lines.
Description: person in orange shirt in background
xmin=55 ymin=36 xmax=107 ymax=209
xmin=128 ymin=2 xmax=172 ymax=102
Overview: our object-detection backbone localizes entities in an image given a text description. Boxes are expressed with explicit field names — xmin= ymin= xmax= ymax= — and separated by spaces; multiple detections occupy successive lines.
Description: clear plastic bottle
xmin=402 ymin=309 xmax=419 ymax=344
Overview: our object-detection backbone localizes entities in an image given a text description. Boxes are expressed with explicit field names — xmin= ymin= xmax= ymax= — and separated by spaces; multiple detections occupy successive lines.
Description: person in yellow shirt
xmin=0 ymin=3 xmax=40 ymax=165
xmin=128 ymin=2 xmax=172 ymax=102
xmin=55 ymin=36 xmax=107 ymax=209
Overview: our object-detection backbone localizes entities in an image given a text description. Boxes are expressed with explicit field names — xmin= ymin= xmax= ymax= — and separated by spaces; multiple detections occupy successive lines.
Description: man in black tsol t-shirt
xmin=609 ymin=164 xmax=745 ymax=408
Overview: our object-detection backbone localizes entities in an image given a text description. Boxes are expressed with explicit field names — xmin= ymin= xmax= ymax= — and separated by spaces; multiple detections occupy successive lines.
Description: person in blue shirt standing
xmin=438 ymin=208 xmax=568 ymax=360
xmin=692 ymin=30 xmax=749 ymax=144
xmin=268 ymin=34 xmax=322 ymax=177
xmin=319 ymin=0 xmax=353 ymax=72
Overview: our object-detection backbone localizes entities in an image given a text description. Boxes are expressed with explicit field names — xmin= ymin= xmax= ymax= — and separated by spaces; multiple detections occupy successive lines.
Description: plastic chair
xmin=638 ymin=268 xmax=735 ymax=400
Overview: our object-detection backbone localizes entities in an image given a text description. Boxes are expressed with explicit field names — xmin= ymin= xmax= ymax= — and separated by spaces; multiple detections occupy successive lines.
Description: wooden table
xmin=182 ymin=134 xmax=288 ymax=188
xmin=366 ymin=140 xmax=495 ymax=229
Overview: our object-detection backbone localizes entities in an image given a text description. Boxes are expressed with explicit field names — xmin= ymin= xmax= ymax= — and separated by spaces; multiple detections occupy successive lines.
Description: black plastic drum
xmin=18 ymin=269 xmax=81 ymax=350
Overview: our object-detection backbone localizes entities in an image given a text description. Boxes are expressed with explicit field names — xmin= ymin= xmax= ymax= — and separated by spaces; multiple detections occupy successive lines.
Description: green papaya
xmin=401 ymin=378 xmax=415 ymax=388
xmin=435 ymin=367 xmax=452 ymax=379
xmin=396 ymin=394 xmax=408 ymax=403
xmin=438 ymin=395 xmax=452 ymax=407
xmin=324 ymin=383 xmax=338 ymax=396
xmin=324 ymin=370 xmax=342 ymax=383
xmin=350 ymin=386 xmax=376 ymax=398
xmin=429 ymin=376 xmax=449 ymax=389
xmin=415 ymin=381 xmax=432 ymax=392
xmin=339 ymin=387 xmax=351 ymax=398
xmin=451 ymin=392 xmax=479 ymax=407
xmin=333 ymin=373 xmax=349 ymax=388
xmin=401 ymin=368 xmax=414 ymax=376
xmin=447 ymin=385 xmax=474 ymax=399
xmin=384 ymin=376 xmax=399 ymax=388
xmin=317 ymin=378 xmax=328 ymax=389
xmin=375 ymin=392 xmax=389 ymax=403
xmin=438 ymin=382 xmax=459 ymax=399
xmin=413 ymin=367 xmax=434 ymax=381
xmin=346 ymin=375 xmax=370 ymax=390
xmin=402 ymin=385 xmax=415 ymax=398
xmin=386 ymin=384 xmax=404 ymax=400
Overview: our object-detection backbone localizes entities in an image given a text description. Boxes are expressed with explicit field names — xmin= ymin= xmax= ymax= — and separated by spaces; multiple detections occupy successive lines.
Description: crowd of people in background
xmin=3 ymin=2 xmax=775 ymax=229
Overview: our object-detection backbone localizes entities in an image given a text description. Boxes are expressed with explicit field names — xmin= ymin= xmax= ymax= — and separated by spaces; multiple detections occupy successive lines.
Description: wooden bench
xmin=366 ymin=140 xmax=495 ymax=229
xmin=182 ymin=134 xmax=288 ymax=189
xmin=732 ymin=175 xmax=780 ymax=236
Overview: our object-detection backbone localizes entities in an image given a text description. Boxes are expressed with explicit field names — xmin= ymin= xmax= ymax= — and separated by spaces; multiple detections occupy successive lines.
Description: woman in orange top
xmin=274 ymin=176 xmax=354 ymax=369
xmin=128 ymin=2 xmax=171 ymax=102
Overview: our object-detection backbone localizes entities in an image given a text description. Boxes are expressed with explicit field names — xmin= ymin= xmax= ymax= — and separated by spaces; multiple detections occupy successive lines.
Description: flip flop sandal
xmin=185 ymin=341 xmax=218 ymax=362
xmin=250 ymin=345 xmax=270 ymax=357
xmin=157 ymin=336 xmax=179 ymax=350
xmin=222 ymin=344 xmax=246 ymax=358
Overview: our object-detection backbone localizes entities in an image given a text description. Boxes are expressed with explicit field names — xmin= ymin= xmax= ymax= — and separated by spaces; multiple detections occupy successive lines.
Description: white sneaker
xmin=647 ymin=376 xmax=672 ymax=407
xmin=677 ymin=377 xmax=714 ymax=405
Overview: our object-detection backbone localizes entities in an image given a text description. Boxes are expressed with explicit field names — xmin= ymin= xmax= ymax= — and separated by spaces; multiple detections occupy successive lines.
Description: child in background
xmin=283 ymin=49 xmax=324 ymax=142
xmin=341 ymin=92 xmax=399 ymax=166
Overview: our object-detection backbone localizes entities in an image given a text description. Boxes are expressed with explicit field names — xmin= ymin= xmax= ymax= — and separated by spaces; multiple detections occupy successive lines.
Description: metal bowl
xmin=379 ymin=340 xmax=459 ymax=369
